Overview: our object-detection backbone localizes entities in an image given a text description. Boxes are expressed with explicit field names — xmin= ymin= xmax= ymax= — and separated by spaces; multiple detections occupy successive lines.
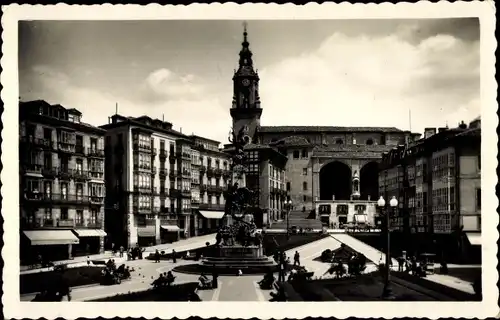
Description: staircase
xmin=330 ymin=233 xmax=398 ymax=265
xmin=271 ymin=210 xmax=323 ymax=230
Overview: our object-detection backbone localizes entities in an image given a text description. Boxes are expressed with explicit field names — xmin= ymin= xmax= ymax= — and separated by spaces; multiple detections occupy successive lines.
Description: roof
xmin=273 ymin=135 xmax=311 ymax=147
xmin=259 ymin=126 xmax=403 ymax=133
xmin=100 ymin=114 xmax=187 ymax=139
xmin=190 ymin=134 xmax=221 ymax=145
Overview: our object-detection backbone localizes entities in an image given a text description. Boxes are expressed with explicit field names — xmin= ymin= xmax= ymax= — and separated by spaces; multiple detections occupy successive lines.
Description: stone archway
xmin=360 ymin=161 xmax=379 ymax=201
xmin=320 ymin=161 xmax=352 ymax=200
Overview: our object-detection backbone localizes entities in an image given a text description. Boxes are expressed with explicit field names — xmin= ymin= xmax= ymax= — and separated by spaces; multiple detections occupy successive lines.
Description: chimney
xmin=438 ymin=127 xmax=447 ymax=133
xmin=458 ymin=121 xmax=467 ymax=130
xmin=424 ymin=128 xmax=436 ymax=139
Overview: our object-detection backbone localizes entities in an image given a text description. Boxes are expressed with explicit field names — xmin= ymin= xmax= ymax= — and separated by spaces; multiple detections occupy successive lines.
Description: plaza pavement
xmin=21 ymin=233 xmax=477 ymax=301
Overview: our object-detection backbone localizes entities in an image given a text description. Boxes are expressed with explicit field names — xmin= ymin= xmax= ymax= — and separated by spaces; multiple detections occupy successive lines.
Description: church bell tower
xmin=230 ymin=23 xmax=263 ymax=144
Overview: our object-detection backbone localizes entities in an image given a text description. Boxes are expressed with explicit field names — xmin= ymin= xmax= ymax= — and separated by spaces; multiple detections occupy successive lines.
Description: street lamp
xmin=377 ymin=195 xmax=398 ymax=299
xmin=285 ymin=199 xmax=292 ymax=238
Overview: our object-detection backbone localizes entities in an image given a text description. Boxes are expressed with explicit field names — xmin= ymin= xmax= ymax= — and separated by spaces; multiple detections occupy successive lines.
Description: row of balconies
xmin=270 ymin=187 xmax=287 ymax=196
xmin=23 ymin=192 xmax=105 ymax=204
xmin=198 ymin=203 xmax=225 ymax=211
xmin=20 ymin=137 xmax=105 ymax=158
xmin=199 ymin=184 xmax=225 ymax=194
xmin=21 ymin=217 xmax=102 ymax=229
xmin=22 ymin=164 xmax=104 ymax=181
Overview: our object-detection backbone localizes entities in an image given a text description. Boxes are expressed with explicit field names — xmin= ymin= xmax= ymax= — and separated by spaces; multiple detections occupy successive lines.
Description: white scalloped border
xmin=1 ymin=1 xmax=498 ymax=319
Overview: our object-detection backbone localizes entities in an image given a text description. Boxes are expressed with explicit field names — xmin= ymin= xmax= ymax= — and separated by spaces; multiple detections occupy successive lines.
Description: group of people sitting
xmin=101 ymin=260 xmax=132 ymax=285
xmin=258 ymin=272 xmax=276 ymax=289
xmin=151 ymin=271 xmax=176 ymax=288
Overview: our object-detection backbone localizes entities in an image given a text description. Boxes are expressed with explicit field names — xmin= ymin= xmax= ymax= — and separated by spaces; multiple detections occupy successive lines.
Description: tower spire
xmin=238 ymin=21 xmax=253 ymax=68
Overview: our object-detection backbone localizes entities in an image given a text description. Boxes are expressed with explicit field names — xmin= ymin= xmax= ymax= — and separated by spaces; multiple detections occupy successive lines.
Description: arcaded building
xmin=19 ymin=100 xmax=107 ymax=263
xmin=379 ymin=118 xmax=481 ymax=262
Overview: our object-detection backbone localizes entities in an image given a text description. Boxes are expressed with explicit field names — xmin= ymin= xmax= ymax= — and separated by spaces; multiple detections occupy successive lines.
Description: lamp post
xmin=377 ymin=195 xmax=398 ymax=299
xmin=285 ymin=199 xmax=292 ymax=238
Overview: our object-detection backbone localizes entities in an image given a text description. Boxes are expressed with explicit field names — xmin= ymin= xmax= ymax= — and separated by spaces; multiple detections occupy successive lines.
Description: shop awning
xmin=73 ymin=229 xmax=107 ymax=237
xmin=466 ymin=232 xmax=481 ymax=246
xmin=161 ymin=225 xmax=181 ymax=232
xmin=137 ymin=227 xmax=156 ymax=237
xmin=198 ymin=210 xmax=225 ymax=219
xmin=354 ymin=214 xmax=367 ymax=223
xmin=23 ymin=230 xmax=79 ymax=246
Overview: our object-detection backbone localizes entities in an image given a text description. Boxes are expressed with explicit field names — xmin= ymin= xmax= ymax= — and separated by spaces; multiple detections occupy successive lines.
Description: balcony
xmin=88 ymin=148 xmax=105 ymax=158
xmin=207 ymin=185 xmax=223 ymax=194
xmin=137 ymin=219 xmax=156 ymax=227
xmin=169 ymin=189 xmax=179 ymax=197
xmin=206 ymin=167 xmax=214 ymax=177
xmin=133 ymin=141 xmax=152 ymax=152
xmin=199 ymin=165 xmax=207 ymax=173
xmin=169 ymin=171 xmax=176 ymax=179
xmin=20 ymin=136 xmax=54 ymax=150
xmin=200 ymin=184 xmax=207 ymax=193
xmin=181 ymin=170 xmax=191 ymax=179
xmin=199 ymin=203 xmax=225 ymax=211
xmin=169 ymin=154 xmax=176 ymax=163
xmin=57 ymin=141 xmax=76 ymax=154
xmin=57 ymin=219 xmax=75 ymax=228
xmin=22 ymin=163 xmax=43 ymax=176
xmin=191 ymin=199 xmax=201 ymax=205
xmin=87 ymin=221 xmax=103 ymax=229
xmin=181 ymin=152 xmax=191 ymax=161
xmin=151 ymin=166 xmax=157 ymax=175
xmin=90 ymin=195 xmax=105 ymax=204
xmin=181 ymin=189 xmax=191 ymax=198
xmin=42 ymin=219 xmax=55 ymax=227
xmin=152 ymin=148 xmax=158 ymax=157
xmin=159 ymin=149 xmax=167 ymax=158
xmin=73 ymin=169 xmax=90 ymax=181
xmin=133 ymin=163 xmax=152 ymax=172
xmin=160 ymin=218 xmax=178 ymax=225
xmin=213 ymin=168 xmax=223 ymax=177
xmin=89 ymin=170 xmax=104 ymax=180
xmin=75 ymin=145 xmax=86 ymax=155
xmin=159 ymin=168 xmax=168 ymax=177
xmin=41 ymin=167 xmax=58 ymax=178
xmin=57 ymin=168 xmax=73 ymax=181
xmin=223 ymin=170 xmax=232 ymax=178
xmin=152 ymin=206 xmax=161 ymax=214
xmin=133 ymin=204 xmax=152 ymax=214
xmin=191 ymin=179 xmax=200 ymax=185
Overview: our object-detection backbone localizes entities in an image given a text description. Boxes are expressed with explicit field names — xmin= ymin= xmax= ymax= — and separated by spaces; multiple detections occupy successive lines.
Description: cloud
xmin=142 ymin=68 xmax=206 ymax=102
xmin=258 ymin=30 xmax=480 ymax=133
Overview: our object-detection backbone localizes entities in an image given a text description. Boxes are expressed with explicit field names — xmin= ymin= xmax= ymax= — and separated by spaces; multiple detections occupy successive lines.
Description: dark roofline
xmin=99 ymin=114 xmax=188 ymax=139
xmin=259 ymin=126 xmax=404 ymax=133
xmin=190 ymin=134 xmax=221 ymax=145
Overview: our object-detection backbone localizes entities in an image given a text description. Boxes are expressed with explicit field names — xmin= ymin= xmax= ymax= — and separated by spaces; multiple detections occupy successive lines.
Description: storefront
xmin=137 ymin=226 xmax=156 ymax=247
xmin=72 ymin=228 xmax=107 ymax=256
xmin=197 ymin=210 xmax=224 ymax=234
xmin=160 ymin=224 xmax=181 ymax=244
xmin=22 ymin=230 xmax=80 ymax=262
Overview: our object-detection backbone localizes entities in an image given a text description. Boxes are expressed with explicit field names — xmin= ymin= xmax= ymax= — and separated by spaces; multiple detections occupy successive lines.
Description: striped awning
xmin=73 ymin=229 xmax=107 ymax=237
xmin=198 ymin=210 xmax=225 ymax=219
xmin=466 ymin=232 xmax=481 ymax=246
xmin=161 ymin=225 xmax=181 ymax=232
xmin=137 ymin=226 xmax=156 ymax=237
xmin=24 ymin=230 xmax=79 ymax=246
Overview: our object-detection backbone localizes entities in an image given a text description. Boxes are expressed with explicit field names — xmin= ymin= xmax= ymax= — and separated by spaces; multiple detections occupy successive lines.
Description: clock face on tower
xmin=241 ymin=79 xmax=250 ymax=87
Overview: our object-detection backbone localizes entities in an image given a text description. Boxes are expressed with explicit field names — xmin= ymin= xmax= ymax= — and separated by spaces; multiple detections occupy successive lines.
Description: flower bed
xmin=20 ymin=266 xmax=105 ymax=294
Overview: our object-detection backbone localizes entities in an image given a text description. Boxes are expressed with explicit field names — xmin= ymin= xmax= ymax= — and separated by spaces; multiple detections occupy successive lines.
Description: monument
xmin=198 ymin=126 xmax=276 ymax=273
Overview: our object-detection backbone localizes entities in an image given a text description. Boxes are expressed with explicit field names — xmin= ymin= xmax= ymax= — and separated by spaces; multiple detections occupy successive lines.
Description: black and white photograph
xmin=2 ymin=2 xmax=497 ymax=319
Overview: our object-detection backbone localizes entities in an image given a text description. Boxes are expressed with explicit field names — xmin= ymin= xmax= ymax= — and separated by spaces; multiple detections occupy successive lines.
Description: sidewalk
xmin=21 ymin=233 xmax=216 ymax=274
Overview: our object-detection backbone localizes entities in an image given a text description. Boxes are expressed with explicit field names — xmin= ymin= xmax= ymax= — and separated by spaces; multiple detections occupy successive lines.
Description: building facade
xmin=19 ymin=100 xmax=107 ymax=263
xmin=379 ymin=118 xmax=481 ymax=262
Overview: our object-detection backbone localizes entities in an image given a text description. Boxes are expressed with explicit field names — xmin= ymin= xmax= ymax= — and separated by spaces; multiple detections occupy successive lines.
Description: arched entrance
xmin=360 ymin=161 xmax=379 ymax=201
xmin=320 ymin=161 xmax=352 ymax=200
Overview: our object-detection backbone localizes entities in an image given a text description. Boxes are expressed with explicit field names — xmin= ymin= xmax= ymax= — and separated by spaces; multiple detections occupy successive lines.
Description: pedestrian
xmin=237 ymin=269 xmax=243 ymax=276
xmin=172 ymin=249 xmax=177 ymax=263
xmin=212 ymin=267 xmax=219 ymax=288
xmin=120 ymin=246 xmax=124 ymax=258
xmin=155 ymin=249 xmax=160 ymax=263
xmin=278 ymin=261 xmax=285 ymax=282
xmin=111 ymin=243 xmax=115 ymax=256
xmin=86 ymin=256 xmax=90 ymax=266
xmin=294 ymin=251 xmax=300 ymax=266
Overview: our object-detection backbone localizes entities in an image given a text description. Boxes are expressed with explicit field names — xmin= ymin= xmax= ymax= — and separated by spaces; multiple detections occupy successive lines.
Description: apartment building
xmin=101 ymin=115 xmax=188 ymax=248
xmin=19 ymin=100 xmax=106 ymax=263
xmin=379 ymin=118 xmax=481 ymax=262
xmin=191 ymin=135 xmax=231 ymax=235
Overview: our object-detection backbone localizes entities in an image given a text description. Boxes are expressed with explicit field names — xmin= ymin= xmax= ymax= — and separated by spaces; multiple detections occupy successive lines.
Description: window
xmin=44 ymin=208 xmax=52 ymax=221
xmin=76 ymin=210 xmax=84 ymax=225
xmin=43 ymin=152 xmax=52 ymax=168
xmin=301 ymin=149 xmax=308 ymax=158
xmin=89 ymin=183 xmax=104 ymax=197
xmin=303 ymin=195 xmax=307 ymax=202
xmin=60 ymin=183 xmax=68 ymax=199
xmin=286 ymin=182 xmax=291 ymax=192
xmin=76 ymin=183 xmax=83 ymax=199
xmin=90 ymin=209 xmax=98 ymax=224
xmin=336 ymin=139 xmax=343 ymax=145
xmin=160 ymin=140 xmax=165 ymax=150
xmin=76 ymin=159 xmax=83 ymax=173
xmin=293 ymin=151 xmax=300 ymax=159
xmin=43 ymin=128 xmax=52 ymax=140
xmin=60 ymin=208 xmax=68 ymax=220
xmin=303 ymin=168 xmax=308 ymax=176
xmin=303 ymin=182 xmax=308 ymax=191
xmin=476 ymin=188 xmax=481 ymax=210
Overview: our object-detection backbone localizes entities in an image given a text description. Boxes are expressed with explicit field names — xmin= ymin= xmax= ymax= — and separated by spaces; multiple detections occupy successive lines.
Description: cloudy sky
xmin=19 ymin=18 xmax=480 ymax=143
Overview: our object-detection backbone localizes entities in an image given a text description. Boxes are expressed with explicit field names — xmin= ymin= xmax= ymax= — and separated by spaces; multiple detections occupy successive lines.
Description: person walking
xmin=294 ymin=251 xmax=300 ymax=266
xmin=155 ymin=249 xmax=160 ymax=263
xmin=172 ymin=249 xmax=177 ymax=263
